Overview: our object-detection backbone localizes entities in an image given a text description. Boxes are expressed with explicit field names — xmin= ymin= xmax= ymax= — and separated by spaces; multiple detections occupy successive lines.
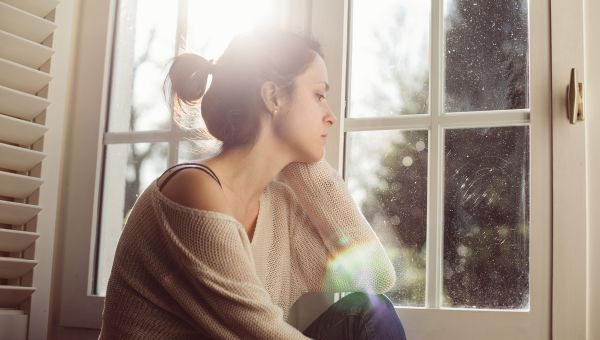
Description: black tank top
xmin=157 ymin=162 xmax=222 ymax=191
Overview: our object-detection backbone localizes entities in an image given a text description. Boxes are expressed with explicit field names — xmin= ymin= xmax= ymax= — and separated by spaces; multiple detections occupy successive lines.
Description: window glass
xmin=178 ymin=138 xmax=221 ymax=163
xmin=346 ymin=130 xmax=428 ymax=306
xmin=107 ymin=0 xmax=178 ymax=132
xmin=348 ymin=0 xmax=430 ymax=117
xmin=443 ymin=126 xmax=530 ymax=309
xmin=444 ymin=0 xmax=529 ymax=112
xmin=187 ymin=0 xmax=279 ymax=58
xmin=96 ymin=142 xmax=168 ymax=295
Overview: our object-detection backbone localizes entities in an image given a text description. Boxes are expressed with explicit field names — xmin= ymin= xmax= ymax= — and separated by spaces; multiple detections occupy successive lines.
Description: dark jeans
xmin=301 ymin=292 xmax=407 ymax=340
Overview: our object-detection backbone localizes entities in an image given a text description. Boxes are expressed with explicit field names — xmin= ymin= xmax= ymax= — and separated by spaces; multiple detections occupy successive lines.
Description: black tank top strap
xmin=158 ymin=162 xmax=222 ymax=190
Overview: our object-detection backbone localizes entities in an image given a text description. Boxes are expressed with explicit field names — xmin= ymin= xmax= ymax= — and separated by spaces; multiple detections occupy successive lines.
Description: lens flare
xmin=323 ymin=241 xmax=388 ymax=293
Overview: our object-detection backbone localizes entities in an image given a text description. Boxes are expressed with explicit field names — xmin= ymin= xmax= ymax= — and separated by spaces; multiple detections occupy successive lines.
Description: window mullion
xmin=104 ymin=131 xmax=171 ymax=144
xmin=426 ymin=0 xmax=444 ymax=310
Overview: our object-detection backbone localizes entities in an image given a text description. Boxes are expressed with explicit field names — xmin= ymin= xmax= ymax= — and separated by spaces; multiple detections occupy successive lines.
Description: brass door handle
xmin=566 ymin=68 xmax=584 ymax=124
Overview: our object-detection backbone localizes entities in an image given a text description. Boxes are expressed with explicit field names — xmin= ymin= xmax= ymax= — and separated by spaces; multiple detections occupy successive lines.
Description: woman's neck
xmin=202 ymin=134 xmax=292 ymax=211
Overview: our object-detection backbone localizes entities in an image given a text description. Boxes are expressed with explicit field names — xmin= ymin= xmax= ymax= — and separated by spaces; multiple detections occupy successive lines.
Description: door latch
xmin=566 ymin=68 xmax=584 ymax=124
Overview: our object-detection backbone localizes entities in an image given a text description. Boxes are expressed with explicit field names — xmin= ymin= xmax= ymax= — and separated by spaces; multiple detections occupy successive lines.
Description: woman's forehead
xmin=298 ymin=56 xmax=328 ymax=84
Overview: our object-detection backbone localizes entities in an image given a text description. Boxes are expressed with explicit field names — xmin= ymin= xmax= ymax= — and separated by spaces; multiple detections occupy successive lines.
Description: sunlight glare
xmin=187 ymin=0 xmax=278 ymax=58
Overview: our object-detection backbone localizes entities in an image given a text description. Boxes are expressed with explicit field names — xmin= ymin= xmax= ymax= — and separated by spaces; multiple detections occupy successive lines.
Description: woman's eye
xmin=316 ymin=94 xmax=326 ymax=101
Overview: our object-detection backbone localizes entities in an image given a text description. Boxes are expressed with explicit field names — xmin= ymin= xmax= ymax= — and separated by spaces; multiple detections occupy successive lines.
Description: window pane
xmin=178 ymin=138 xmax=221 ymax=163
xmin=346 ymin=130 xmax=428 ymax=306
xmin=348 ymin=0 xmax=430 ymax=117
xmin=187 ymin=0 xmax=279 ymax=58
xmin=443 ymin=126 xmax=529 ymax=309
xmin=444 ymin=0 xmax=529 ymax=112
xmin=96 ymin=142 xmax=168 ymax=295
xmin=107 ymin=0 xmax=178 ymax=132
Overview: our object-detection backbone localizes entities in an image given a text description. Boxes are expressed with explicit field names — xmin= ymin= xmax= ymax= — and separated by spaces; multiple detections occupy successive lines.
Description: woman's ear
xmin=260 ymin=81 xmax=281 ymax=116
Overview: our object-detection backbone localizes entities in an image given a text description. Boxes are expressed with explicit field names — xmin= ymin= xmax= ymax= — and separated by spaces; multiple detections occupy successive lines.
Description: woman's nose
xmin=325 ymin=106 xmax=337 ymax=126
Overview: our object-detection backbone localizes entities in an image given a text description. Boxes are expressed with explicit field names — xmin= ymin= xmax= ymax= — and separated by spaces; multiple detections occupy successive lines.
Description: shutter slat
xmin=0 ymin=143 xmax=46 ymax=172
xmin=0 ymin=2 xmax=56 ymax=43
xmin=0 ymin=58 xmax=52 ymax=95
xmin=0 ymin=85 xmax=50 ymax=120
xmin=0 ymin=172 xmax=43 ymax=199
xmin=0 ymin=229 xmax=40 ymax=252
xmin=0 ymin=308 xmax=27 ymax=339
xmin=2 ymin=0 xmax=59 ymax=18
xmin=0 ymin=200 xmax=42 ymax=225
xmin=0 ymin=286 xmax=35 ymax=307
xmin=0 ymin=30 xmax=54 ymax=69
xmin=0 ymin=114 xmax=47 ymax=146
xmin=0 ymin=257 xmax=37 ymax=279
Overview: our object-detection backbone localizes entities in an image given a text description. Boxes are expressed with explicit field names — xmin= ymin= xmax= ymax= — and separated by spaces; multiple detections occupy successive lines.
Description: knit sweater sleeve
xmin=151 ymin=193 xmax=310 ymax=340
xmin=280 ymin=158 xmax=397 ymax=294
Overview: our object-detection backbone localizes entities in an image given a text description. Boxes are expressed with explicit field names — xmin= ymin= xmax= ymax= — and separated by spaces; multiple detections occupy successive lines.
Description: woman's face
xmin=273 ymin=54 xmax=337 ymax=163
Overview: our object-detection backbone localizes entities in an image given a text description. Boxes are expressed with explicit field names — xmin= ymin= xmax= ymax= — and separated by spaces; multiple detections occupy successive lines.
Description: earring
xmin=273 ymin=108 xmax=278 ymax=114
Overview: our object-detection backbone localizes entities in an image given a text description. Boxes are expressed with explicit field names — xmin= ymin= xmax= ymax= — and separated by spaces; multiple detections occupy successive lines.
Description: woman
xmin=99 ymin=28 xmax=406 ymax=339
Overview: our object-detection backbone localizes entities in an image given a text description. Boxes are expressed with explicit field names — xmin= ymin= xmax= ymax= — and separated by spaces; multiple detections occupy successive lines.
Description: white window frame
xmin=58 ymin=0 xmax=115 ymax=328
xmin=549 ymin=0 xmax=588 ymax=338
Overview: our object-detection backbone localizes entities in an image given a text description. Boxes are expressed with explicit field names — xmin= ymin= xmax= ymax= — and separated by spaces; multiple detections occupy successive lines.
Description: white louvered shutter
xmin=0 ymin=1 xmax=58 ymax=338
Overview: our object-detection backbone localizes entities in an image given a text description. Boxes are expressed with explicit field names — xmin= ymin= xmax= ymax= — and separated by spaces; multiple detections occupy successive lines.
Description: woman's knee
xmin=338 ymin=292 xmax=395 ymax=314
xmin=344 ymin=293 xmax=406 ymax=339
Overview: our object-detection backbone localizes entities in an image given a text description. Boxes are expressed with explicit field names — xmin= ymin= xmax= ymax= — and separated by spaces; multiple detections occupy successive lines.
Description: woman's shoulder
xmin=156 ymin=166 xmax=233 ymax=217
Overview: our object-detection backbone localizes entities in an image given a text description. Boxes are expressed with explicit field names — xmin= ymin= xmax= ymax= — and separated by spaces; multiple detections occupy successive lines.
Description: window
xmin=343 ymin=0 xmax=530 ymax=309
xmin=312 ymin=0 xmax=550 ymax=338
xmin=60 ymin=0 xmax=553 ymax=337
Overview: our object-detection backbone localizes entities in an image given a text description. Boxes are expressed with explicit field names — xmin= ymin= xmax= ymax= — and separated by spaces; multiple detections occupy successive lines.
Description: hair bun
xmin=168 ymin=53 xmax=213 ymax=105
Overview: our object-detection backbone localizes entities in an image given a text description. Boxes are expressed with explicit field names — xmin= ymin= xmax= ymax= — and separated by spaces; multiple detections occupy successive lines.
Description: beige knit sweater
xmin=99 ymin=158 xmax=396 ymax=339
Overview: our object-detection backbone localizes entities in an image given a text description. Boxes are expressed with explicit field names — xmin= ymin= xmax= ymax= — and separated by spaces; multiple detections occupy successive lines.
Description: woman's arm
xmin=280 ymin=158 xmax=397 ymax=294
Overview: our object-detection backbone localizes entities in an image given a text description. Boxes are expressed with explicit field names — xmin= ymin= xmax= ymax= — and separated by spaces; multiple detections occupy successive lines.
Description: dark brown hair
xmin=165 ymin=28 xmax=323 ymax=150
